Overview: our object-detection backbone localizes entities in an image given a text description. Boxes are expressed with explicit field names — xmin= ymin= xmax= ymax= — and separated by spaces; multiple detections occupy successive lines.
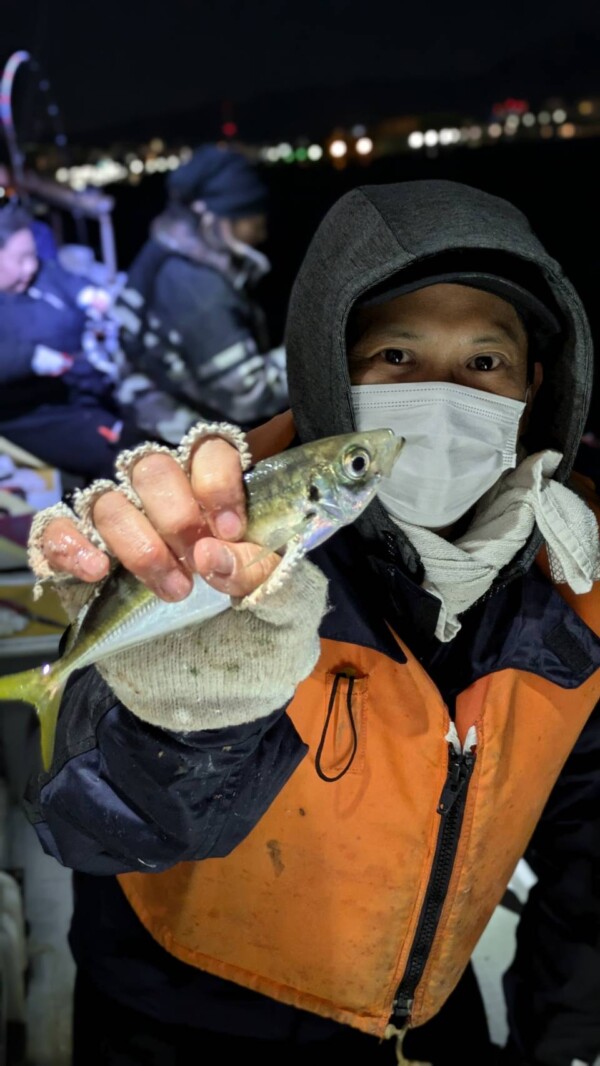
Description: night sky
xmin=4 ymin=0 xmax=600 ymax=141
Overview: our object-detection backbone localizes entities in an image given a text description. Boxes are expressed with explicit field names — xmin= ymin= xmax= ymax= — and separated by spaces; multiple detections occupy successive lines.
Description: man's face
xmin=348 ymin=282 xmax=541 ymax=406
xmin=0 ymin=228 xmax=38 ymax=293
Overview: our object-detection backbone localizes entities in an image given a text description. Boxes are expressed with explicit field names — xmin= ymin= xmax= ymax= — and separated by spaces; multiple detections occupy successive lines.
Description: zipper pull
xmin=437 ymin=752 xmax=474 ymax=816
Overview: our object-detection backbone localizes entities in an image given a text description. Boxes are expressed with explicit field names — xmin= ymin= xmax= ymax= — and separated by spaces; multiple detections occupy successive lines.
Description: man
xmin=116 ymin=143 xmax=288 ymax=431
xmin=26 ymin=179 xmax=600 ymax=1066
xmin=0 ymin=202 xmax=144 ymax=481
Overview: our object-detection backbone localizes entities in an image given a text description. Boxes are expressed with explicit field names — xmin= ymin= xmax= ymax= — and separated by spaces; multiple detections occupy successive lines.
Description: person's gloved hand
xmin=31 ymin=344 xmax=74 ymax=377
xmin=32 ymin=345 xmax=115 ymax=404
xmin=77 ymin=285 xmax=112 ymax=315
xmin=27 ymin=422 xmax=328 ymax=732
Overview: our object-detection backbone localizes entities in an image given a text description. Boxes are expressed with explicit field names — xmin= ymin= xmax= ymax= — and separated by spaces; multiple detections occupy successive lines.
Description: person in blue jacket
xmin=0 ymin=202 xmax=145 ymax=481
xmin=25 ymin=179 xmax=600 ymax=1066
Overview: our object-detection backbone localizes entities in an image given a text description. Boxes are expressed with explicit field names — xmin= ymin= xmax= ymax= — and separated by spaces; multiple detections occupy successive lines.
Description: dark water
xmin=105 ymin=136 xmax=600 ymax=425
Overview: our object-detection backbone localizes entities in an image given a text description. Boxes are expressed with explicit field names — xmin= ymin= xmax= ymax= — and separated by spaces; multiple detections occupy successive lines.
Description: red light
xmin=492 ymin=97 xmax=529 ymax=117
xmin=222 ymin=121 xmax=238 ymax=137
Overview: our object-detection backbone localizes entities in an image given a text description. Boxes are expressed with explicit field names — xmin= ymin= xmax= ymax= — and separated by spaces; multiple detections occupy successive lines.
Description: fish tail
xmin=0 ymin=665 xmax=65 ymax=770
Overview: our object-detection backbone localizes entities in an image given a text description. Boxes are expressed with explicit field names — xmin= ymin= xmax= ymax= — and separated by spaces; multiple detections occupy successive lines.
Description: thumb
xmin=193 ymin=537 xmax=280 ymax=598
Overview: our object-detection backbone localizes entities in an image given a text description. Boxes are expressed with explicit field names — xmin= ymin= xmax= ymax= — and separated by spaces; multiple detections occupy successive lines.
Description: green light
xmin=295 ymin=147 xmax=307 ymax=161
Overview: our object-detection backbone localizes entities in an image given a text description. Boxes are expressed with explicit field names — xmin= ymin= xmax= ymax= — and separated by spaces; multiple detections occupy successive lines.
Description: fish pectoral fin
xmin=241 ymin=544 xmax=278 ymax=570
xmin=242 ymin=518 xmax=310 ymax=570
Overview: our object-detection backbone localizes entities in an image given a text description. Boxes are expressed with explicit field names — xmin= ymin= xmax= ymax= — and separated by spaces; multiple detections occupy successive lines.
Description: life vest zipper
xmin=389 ymin=742 xmax=476 ymax=1029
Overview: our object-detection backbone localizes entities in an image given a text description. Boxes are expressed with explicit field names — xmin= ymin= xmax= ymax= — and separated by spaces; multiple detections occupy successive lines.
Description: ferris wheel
xmin=0 ymin=49 xmax=68 ymax=190
xmin=0 ymin=49 xmax=117 ymax=278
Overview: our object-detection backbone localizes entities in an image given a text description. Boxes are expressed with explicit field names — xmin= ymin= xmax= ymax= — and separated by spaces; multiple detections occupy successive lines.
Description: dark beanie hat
xmin=166 ymin=144 xmax=269 ymax=219
xmin=358 ymin=249 xmax=564 ymax=357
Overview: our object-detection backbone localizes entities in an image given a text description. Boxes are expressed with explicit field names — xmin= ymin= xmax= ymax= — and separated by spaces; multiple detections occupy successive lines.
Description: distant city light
xmin=329 ymin=139 xmax=347 ymax=158
xmin=28 ymin=89 xmax=592 ymax=193
xmin=439 ymin=128 xmax=460 ymax=145
xmin=355 ymin=136 xmax=373 ymax=155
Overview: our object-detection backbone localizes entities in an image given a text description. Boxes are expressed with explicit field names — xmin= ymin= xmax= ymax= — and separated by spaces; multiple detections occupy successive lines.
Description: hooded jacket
xmin=285 ymin=179 xmax=592 ymax=576
xmin=25 ymin=181 xmax=600 ymax=1059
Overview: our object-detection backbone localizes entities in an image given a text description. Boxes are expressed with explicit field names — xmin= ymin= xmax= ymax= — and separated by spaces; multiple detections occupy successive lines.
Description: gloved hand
xmin=32 ymin=344 xmax=116 ymax=405
xmin=77 ymin=285 xmax=112 ymax=315
xmin=31 ymin=344 xmax=74 ymax=377
xmin=28 ymin=421 xmax=329 ymax=732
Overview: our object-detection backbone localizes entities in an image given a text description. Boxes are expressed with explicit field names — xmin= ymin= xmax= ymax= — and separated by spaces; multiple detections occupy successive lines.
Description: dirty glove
xmin=28 ymin=422 xmax=329 ymax=732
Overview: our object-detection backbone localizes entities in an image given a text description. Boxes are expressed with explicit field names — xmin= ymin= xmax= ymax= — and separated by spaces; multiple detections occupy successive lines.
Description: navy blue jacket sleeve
xmin=24 ymin=665 xmax=307 ymax=875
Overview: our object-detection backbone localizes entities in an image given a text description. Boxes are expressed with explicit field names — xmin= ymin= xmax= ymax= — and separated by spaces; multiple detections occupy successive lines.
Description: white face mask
xmin=351 ymin=381 xmax=526 ymax=529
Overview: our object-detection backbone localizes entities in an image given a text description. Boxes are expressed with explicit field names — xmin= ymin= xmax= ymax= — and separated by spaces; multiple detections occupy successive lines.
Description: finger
xmin=188 ymin=437 xmax=248 ymax=541
xmin=92 ymin=491 xmax=192 ymax=601
xmin=41 ymin=518 xmax=110 ymax=582
xmin=129 ymin=451 xmax=206 ymax=568
xmin=193 ymin=537 xmax=280 ymax=598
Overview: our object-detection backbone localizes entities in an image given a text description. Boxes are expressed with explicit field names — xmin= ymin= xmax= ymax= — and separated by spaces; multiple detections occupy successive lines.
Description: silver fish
xmin=0 ymin=429 xmax=403 ymax=768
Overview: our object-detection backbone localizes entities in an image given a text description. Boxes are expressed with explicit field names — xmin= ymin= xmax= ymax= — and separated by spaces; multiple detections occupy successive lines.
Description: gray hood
xmin=285 ymin=179 xmax=594 ymax=580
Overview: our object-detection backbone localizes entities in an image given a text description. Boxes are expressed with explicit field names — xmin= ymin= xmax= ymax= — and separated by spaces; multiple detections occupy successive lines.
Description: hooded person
xmin=113 ymin=144 xmax=288 ymax=439
xmin=25 ymin=179 xmax=600 ymax=1066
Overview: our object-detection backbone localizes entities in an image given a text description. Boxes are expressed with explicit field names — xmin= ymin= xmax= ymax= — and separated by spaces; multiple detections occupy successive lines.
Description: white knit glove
xmin=27 ymin=422 xmax=329 ymax=731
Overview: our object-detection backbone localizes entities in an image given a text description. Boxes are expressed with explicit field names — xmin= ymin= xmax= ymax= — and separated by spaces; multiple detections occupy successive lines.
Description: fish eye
xmin=342 ymin=446 xmax=371 ymax=480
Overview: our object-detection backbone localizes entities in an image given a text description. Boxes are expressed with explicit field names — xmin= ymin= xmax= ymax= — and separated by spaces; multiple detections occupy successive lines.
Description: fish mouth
xmin=377 ymin=431 xmax=405 ymax=477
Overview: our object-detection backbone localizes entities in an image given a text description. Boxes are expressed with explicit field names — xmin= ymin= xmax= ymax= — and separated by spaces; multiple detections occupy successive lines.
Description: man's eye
xmin=469 ymin=354 xmax=501 ymax=371
xmin=380 ymin=348 xmax=408 ymax=366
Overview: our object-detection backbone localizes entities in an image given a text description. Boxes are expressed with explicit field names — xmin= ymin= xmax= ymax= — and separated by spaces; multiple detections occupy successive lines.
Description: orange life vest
xmin=118 ymin=416 xmax=600 ymax=1036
